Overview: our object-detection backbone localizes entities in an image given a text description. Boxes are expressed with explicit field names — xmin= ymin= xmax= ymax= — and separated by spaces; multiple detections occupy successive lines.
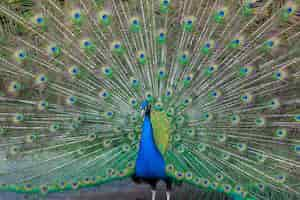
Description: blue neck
xmin=135 ymin=113 xmax=167 ymax=179
xmin=141 ymin=115 xmax=155 ymax=145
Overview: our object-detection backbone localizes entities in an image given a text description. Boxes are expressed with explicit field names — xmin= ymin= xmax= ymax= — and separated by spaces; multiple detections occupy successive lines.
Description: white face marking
xmin=141 ymin=110 xmax=145 ymax=117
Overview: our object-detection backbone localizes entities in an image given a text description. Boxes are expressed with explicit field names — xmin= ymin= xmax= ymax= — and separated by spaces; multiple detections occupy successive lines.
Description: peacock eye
xmin=128 ymin=162 xmax=133 ymax=168
xmin=276 ymin=72 xmax=281 ymax=77
xmin=41 ymin=185 xmax=48 ymax=192
xmin=51 ymin=47 xmax=57 ymax=52
xmin=219 ymin=10 xmax=225 ymax=16
xmin=132 ymin=19 xmax=139 ymax=25
xmin=40 ymin=75 xmax=47 ymax=83
xmin=287 ymin=7 xmax=293 ymax=13
xmin=19 ymin=52 xmax=25 ymax=58
xmin=72 ymin=182 xmax=78 ymax=187
xmin=267 ymin=40 xmax=274 ymax=47
xmin=36 ymin=17 xmax=44 ymax=24
xmin=84 ymin=41 xmax=91 ymax=47
xmin=102 ymin=14 xmax=108 ymax=20
xmin=74 ymin=12 xmax=81 ymax=19
xmin=69 ymin=96 xmax=76 ymax=102
xmin=69 ymin=66 xmax=80 ymax=77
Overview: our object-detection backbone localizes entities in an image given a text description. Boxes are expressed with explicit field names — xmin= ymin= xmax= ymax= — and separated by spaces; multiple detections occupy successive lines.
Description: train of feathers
xmin=0 ymin=0 xmax=299 ymax=199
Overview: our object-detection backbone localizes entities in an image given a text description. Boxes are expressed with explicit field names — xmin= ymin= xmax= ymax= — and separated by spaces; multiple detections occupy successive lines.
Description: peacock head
xmin=140 ymin=100 xmax=151 ymax=117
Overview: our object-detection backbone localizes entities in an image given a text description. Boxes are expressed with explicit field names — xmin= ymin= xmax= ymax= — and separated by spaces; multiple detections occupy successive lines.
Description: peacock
xmin=133 ymin=100 xmax=173 ymax=200
xmin=0 ymin=0 xmax=299 ymax=199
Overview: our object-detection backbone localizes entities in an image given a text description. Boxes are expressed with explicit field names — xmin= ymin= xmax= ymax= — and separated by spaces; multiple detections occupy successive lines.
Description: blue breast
xmin=135 ymin=115 xmax=167 ymax=179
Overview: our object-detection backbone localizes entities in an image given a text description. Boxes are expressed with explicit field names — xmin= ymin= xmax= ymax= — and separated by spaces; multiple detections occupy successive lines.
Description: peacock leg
xmin=166 ymin=191 xmax=171 ymax=200
xmin=151 ymin=190 xmax=157 ymax=200
xmin=165 ymin=178 xmax=172 ymax=200
xmin=149 ymin=179 xmax=158 ymax=200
